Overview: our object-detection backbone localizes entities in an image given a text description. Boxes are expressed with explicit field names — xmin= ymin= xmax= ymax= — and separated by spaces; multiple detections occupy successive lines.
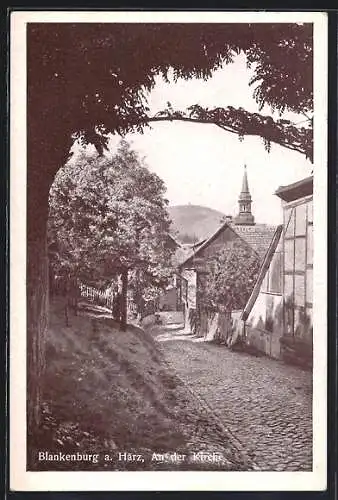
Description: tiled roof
xmin=178 ymin=221 xmax=276 ymax=268
xmin=178 ymin=222 xmax=232 ymax=267
xmin=275 ymin=176 xmax=313 ymax=202
xmin=232 ymin=223 xmax=277 ymax=261
xmin=242 ymin=225 xmax=283 ymax=321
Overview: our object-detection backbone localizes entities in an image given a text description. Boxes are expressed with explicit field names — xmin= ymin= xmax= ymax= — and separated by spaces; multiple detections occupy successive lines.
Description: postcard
xmin=10 ymin=10 xmax=327 ymax=491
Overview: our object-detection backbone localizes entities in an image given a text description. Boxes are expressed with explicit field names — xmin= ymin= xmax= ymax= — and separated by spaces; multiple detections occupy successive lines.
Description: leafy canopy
xmin=28 ymin=22 xmax=313 ymax=171
xmin=48 ymin=140 xmax=175 ymax=291
xmin=199 ymin=240 xmax=261 ymax=312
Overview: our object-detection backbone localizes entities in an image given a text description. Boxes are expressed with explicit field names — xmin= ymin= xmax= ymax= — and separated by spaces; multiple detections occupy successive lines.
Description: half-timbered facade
xmin=240 ymin=176 xmax=313 ymax=360
xmin=276 ymin=176 xmax=313 ymax=342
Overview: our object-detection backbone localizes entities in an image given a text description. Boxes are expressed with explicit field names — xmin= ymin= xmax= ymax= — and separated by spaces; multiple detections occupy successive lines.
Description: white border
xmin=10 ymin=11 xmax=328 ymax=492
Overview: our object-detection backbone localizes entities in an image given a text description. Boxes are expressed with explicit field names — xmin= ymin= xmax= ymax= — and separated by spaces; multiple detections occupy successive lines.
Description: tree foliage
xmin=48 ymin=141 xmax=175 ymax=296
xmin=28 ymin=22 xmax=313 ymax=174
xmin=149 ymin=103 xmax=312 ymax=159
xmin=199 ymin=240 xmax=261 ymax=312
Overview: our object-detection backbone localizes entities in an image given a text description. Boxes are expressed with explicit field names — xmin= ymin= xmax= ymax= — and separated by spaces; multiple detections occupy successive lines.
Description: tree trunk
xmin=26 ymin=145 xmax=63 ymax=440
xmin=27 ymin=64 xmax=74 ymax=434
xmin=27 ymin=196 xmax=49 ymax=436
xmin=183 ymin=300 xmax=191 ymax=333
xmin=120 ymin=269 xmax=128 ymax=332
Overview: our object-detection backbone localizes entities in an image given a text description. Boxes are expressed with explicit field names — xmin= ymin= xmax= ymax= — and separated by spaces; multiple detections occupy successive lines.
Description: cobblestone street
xmin=151 ymin=317 xmax=313 ymax=471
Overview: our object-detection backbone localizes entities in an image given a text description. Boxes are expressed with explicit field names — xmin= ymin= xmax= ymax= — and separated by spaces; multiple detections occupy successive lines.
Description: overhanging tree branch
xmin=127 ymin=105 xmax=313 ymax=162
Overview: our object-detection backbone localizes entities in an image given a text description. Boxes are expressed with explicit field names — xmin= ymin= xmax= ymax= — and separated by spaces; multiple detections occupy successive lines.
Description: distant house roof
xmin=241 ymin=225 xmax=283 ymax=321
xmin=178 ymin=220 xmax=276 ymax=268
xmin=232 ymin=224 xmax=277 ymax=261
xmin=178 ymin=220 xmax=233 ymax=267
xmin=275 ymin=176 xmax=313 ymax=202
xmin=192 ymin=239 xmax=207 ymax=250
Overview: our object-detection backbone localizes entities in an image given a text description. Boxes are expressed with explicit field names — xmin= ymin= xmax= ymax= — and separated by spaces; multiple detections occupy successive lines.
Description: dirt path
xmin=150 ymin=317 xmax=313 ymax=471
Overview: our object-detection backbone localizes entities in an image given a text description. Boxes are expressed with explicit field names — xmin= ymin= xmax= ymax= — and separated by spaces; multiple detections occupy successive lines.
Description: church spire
xmin=234 ymin=165 xmax=255 ymax=226
xmin=241 ymin=164 xmax=250 ymax=194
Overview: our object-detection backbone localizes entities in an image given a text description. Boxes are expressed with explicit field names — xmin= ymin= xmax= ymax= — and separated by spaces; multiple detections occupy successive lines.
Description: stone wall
xmin=243 ymin=234 xmax=284 ymax=358
xmin=199 ymin=309 xmax=244 ymax=346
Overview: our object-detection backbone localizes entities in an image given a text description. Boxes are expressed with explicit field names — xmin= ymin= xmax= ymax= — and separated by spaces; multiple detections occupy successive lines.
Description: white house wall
xmin=245 ymin=291 xmax=283 ymax=358
xmin=181 ymin=269 xmax=197 ymax=309
xmin=245 ymin=238 xmax=284 ymax=358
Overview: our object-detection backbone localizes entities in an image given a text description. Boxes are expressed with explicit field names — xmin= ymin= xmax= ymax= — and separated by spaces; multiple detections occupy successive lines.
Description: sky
xmin=106 ymin=53 xmax=312 ymax=225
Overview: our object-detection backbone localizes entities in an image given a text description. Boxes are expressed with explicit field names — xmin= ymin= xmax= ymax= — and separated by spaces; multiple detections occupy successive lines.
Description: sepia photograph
xmin=10 ymin=11 xmax=327 ymax=491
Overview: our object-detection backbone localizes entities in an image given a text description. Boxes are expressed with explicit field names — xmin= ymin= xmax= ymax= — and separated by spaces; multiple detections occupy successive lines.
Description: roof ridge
xmin=178 ymin=221 xmax=277 ymax=268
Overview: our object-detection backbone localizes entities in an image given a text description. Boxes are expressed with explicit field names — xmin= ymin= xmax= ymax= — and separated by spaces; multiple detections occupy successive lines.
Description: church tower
xmin=233 ymin=165 xmax=255 ymax=226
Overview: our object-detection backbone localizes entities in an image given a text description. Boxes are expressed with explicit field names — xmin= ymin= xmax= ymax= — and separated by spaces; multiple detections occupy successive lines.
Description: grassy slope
xmin=28 ymin=298 xmax=247 ymax=471
xmin=168 ymin=205 xmax=225 ymax=243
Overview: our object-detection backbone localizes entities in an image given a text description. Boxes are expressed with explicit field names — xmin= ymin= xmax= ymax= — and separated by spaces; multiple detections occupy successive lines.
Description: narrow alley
xmin=150 ymin=313 xmax=313 ymax=472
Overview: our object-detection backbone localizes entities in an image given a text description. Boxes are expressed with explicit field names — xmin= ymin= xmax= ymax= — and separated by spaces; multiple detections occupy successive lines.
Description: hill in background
xmin=168 ymin=205 xmax=225 ymax=244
